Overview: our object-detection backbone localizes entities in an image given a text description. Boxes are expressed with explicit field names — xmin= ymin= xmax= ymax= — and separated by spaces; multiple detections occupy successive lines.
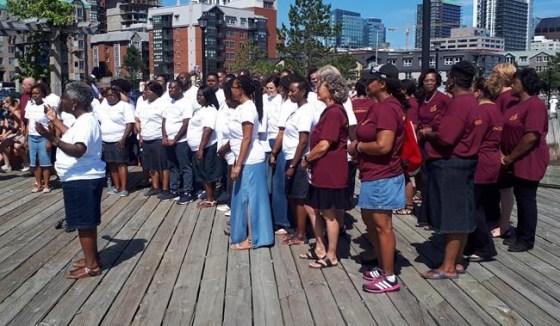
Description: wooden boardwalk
xmin=1 ymin=167 xmax=560 ymax=325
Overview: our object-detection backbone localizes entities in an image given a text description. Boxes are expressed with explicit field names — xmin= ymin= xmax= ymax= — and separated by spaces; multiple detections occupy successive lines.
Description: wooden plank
xmin=223 ymin=247 xmax=252 ymax=326
xmin=268 ymin=240 xmax=314 ymax=326
xmin=91 ymin=201 xmax=176 ymax=325
xmin=130 ymin=203 xmax=196 ymax=326
xmin=162 ymin=203 xmax=215 ymax=326
xmin=192 ymin=208 xmax=231 ymax=326
xmin=249 ymin=248 xmax=283 ymax=326
xmin=40 ymin=195 xmax=159 ymax=326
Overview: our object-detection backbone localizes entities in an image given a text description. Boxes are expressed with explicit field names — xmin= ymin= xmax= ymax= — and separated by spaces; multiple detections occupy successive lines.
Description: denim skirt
xmin=62 ymin=178 xmax=104 ymax=229
xmin=426 ymin=157 xmax=477 ymax=233
xmin=358 ymin=174 xmax=405 ymax=211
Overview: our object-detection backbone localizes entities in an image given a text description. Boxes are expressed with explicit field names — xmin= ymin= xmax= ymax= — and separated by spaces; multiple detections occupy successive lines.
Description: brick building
xmin=90 ymin=31 xmax=149 ymax=79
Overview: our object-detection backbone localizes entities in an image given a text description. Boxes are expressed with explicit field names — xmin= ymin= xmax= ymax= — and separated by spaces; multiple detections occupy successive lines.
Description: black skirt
xmin=103 ymin=141 xmax=130 ymax=163
xmin=142 ymin=139 xmax=168 ymax=171
xmin=306 ymin=185 xmax=347 ymax=210
xmin=285 ymin=159 xmax=309 ymax=199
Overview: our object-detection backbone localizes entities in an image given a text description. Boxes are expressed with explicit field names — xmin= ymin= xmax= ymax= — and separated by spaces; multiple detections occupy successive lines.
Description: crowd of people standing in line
xmin=0 ymin=60 xmax=549 ymax=293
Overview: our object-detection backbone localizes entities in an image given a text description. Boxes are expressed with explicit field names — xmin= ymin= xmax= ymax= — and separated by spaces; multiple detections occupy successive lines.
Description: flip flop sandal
xmin=198 ymin=200 xmax=217 ymax=208
xmin=31 ymin=182 xmax=43 ymax=193
xmin=421 ymin=269 xmax=458 ymax=280
xmin=309 ymin=256 xmax=339 ymax=269
xmin=394 ymin=206 xmax=414 ymax=215
xmin=229 ymin=243 xmax=252 ymax=250
xmin=282 ymin=234 xmax=306 ymax=246
xmin=299 ymin=249 xmax=321 ymax=260
xmin=66 ymin=266 xmax=102 ymax=279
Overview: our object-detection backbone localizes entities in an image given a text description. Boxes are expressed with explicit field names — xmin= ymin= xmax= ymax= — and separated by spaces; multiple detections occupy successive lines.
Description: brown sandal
xmin=66 ymin=266 xmax=102 ymax=279
xmin=281 ymin=234 xmax=306 ymax=246
xmin=72 ymin=257 xmax=102 ymax=269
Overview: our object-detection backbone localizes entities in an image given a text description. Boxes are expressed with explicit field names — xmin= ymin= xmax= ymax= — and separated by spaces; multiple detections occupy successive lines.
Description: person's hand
xmin=35 ymin=122 xmax=55 ymax=140
xmin=419 ymin=127 xmax=432 ymax=138
xmin=231 ymin=164 xmax=242 ymax=181
xmin=166 ymin=138 xmax=176 ymax=147
xmin=217 ymin=146 xmax=227 ymax=157
xmin=117 ymin=138 xmax=126 ymax=151
xmin=300 ymin=158 xmax=309 ymax=171
xmin=285 ymin=165 xmax=294 ymax=179
xmin=501 ymin=154 xmax=513 ymax=166
xmin=269 ymin=153 xmax=277 ymax=166
xmin=196 ymin=148 xmax=203 ymax=161
xmin=44 ymin=104 xmax=57 ymax=122
xmin=348 ymin=140 xmax=358 ymax=156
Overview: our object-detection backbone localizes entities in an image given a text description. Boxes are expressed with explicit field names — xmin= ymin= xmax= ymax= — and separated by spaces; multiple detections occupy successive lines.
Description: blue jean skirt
xmin=62 ymin=178 xmax=104 ymax=229
xmin=426 ymin=157 xmax=477 ymax=233
xmin=28 ymin=135 xmax=52 ymax=167
xmin=358 ymin=174 xmax=405 ymax=211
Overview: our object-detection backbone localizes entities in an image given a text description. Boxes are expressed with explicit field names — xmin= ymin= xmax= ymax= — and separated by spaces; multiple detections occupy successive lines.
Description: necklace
xmin=424 ymin=91 xmax=436 ymax=104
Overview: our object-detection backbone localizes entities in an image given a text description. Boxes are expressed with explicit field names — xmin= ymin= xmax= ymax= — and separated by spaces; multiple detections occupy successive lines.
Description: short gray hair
xmin=319 ymin=71 xmax=349 ymax=104
xmin=65 ymin=82 xmax=94 ymax=112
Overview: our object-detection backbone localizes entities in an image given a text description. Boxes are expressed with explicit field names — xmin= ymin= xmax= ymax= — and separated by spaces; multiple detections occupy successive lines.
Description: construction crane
xmin=387 ymin=25 xmax=413 ymax=50
xmin=387 ymin=22 xmax=463 ymax=50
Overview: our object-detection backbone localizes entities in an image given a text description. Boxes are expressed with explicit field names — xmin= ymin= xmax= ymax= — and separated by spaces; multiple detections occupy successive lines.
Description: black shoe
xmin=177 ymin=193 xmax=195 ymax=205
xmin=144 ymin=187 xmax=161 ymax=197
xmin=508 ymin=243 xmax=531 ymax=252
xmin=503 ymin=237 xmax=517 ymax=246
xmin=158 ymin=190 xmax=180 ymax=201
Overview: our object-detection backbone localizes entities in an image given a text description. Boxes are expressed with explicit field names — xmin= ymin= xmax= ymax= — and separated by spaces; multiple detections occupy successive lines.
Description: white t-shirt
xmin=264 ymin=94 xmax=283 ymax=140
xmin=55 ymin=113 xmax=106 ymax=182
xmin=308 ymin=92 xmax=357 ymax=129
xmin=59 ymin=111 xmax=76 ymax=128
xmin=216 ymin=88 xmax=226 ymax=109
xmin=228 ymin=100 xmax=265 ymax=165
xmin=24 ymin=102 xmax=48 ymax=136
xmin=162 ymin=96 xmax=193 ymax=143
xmin=278 ymin=99 xmax=298 ymax=129
xmin=282 ymin=103 xmax=314 ymax=160
xmin=45 ymin=93 xmax=60 ymax=109
xmin=95 ymin=100 xmax=135 ymax=142
xmin=135 ymin=97 xmax=164 ymax=141
xmin=183 ymin=86 xmax=199 ymax=107
xmin=216 ymin=102 xmax=236 ymax=165
xmin=187 ymin=105 xmax=218 ymax=151
xmin=258 ymin=97 xmax=271 ymax=152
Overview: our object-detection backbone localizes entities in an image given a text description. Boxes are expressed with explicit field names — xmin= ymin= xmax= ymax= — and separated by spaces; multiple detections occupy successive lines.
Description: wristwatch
xmin=289 ymin=164 xmax=296 ymax=169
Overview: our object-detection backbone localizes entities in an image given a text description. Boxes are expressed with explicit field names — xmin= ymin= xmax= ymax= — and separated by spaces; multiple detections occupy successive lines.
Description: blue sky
xmin=163 ymin=0 xmax=560 ymax=49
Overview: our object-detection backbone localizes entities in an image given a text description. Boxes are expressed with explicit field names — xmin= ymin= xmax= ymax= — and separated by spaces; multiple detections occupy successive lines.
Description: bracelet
xmin=288 ymin=164 xmax=295 ymax=169
xmin=304 ymin=154 xmax=310 ymax=163
xmin=356 ymin=142 xmax=362 ymax=153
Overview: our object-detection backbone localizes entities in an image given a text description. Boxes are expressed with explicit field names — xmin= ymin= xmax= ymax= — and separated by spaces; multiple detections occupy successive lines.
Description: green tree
xmin=7 ymin=0 xmax=74 ymax=82
xmin=539 ymin=53 xmax=560 ymax=94
xmin=227 ymin=40 xmax=277 ymax=75
xmin=123 ymin=46 xmax=147 ymax=83
xmin=277 ymin=0 xmax=356 ymax=77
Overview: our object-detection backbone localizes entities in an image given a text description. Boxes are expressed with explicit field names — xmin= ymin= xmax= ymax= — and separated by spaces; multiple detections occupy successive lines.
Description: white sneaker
xmin=224 ymin=209 xmax=231 ymax=217
xmin=1 ymin=165 xmax=11 ymax=172
xmin=216 ymin=204 xmax=230 ymax=212
xmin=20 ymin=166 xmax=30 ymax=172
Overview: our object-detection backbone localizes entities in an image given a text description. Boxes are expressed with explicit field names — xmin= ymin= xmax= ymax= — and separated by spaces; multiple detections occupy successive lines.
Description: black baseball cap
xmin=362 ymin=63 xmax=399 ymax=80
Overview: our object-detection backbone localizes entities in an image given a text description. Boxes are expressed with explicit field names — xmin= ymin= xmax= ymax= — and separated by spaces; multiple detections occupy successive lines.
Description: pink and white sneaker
xmin=362 ymin=267 xmax=384 ymax=282
xmin=363 ymin=276 xmax=400 ymax=293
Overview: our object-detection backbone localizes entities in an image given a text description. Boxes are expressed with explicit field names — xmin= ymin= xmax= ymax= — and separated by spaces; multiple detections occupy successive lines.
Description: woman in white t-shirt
xmin=228 ymin=75 xmax=273 ymax=250
xmin=25 ymin=84 xmax=52 ymax=193
xmin=135 ymin=81 xmax=169 ymax=197
xmin=35 ymin=82 xmax=106 ymax=280
xmin=262 ymin=75 xmax=281 ymax=193
xmin=187 ymin=86 xmax=221 ymax=207
xmin=281 ymin=76 xmax=314 ymax=246
xmin=96 ymin=87 xmax=135 ymax=196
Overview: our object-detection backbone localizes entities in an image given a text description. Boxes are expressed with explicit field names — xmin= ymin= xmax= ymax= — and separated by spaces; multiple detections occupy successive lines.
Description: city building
xmin=503 ymin=50 xmax=556 ymax=72
xmin=330 ymin=9 xmax=386 ymax=49
xmin=415 ymin=0 xmax=462 ymax=49
xmin=535 ymin=17 xmax=560 ymax=41
xmin=146 ymin=0 xmax=277 ymax=80
xmin=473 ymin=0 xmax=532 ymax=51
xmin=105 ymin=0 xmax=161 ymax=32
xmin=531 ymin=36 xmax=560 ymax=51
xmin=90 ymin=31 xmax=149 ymax=79
xmin=431 ymin=27 xmax=505 ymax=51
xmin=0 ymin=0 xmax=15 ymax=83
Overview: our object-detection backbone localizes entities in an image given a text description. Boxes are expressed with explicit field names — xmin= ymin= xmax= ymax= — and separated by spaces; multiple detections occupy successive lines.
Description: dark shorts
xmin=142 ymin=139 xmax=168 ymax=171
xmin=193 ymin=143 xmax=222 ymax=183
xmin=426 ymin=157 xmax=477 ymax=233
xmin=103 ymin=141 xmax=130 ymax=163
xmin=62 ymin=178 xmax=104 ymax=229
xmin=306 ymin=185 xmax=347 ymax=210
xmin=497 ymin=171 xmax=515 ymax=189
xmin=285 ymin=159 xmax=309 ymax=199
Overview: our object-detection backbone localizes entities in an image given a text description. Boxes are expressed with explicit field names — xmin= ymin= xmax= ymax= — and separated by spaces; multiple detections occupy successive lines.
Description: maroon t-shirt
xmin=425 ymin=93 xmax=486 ymax=160
xmin=475 ymin=103 xmax=503 ymax=184
xmin=351 ymin=98 xmax=376 ymax=124
xmin=495 ymin=89 xmax=519 ymax=114
xmin=501 ymin=96 xmax=550 ymax=181
xmin=309 ymin=103 xmax=349 ymax=188
xmin=406 ymin=97 xmax=419 ymax=126
xmin=19 ymin=93 xmax=30 ymax=125
xmin=418 ymin=91 xmax=451 ymax=130
xmin=356 ymin=96 xmax=405 ymax=181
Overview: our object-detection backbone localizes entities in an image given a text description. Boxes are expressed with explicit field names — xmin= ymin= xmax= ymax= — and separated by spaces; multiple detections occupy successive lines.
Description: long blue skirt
xmin=230 ymin=162 xmax=274 ymax=248
xmin=268 ymin=139 xmax=290 ymax=228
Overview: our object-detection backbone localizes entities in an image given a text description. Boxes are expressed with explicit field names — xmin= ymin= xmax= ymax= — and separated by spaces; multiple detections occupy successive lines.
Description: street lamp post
xmin=433 ymin=41 xmax=441 ymax=71
xmin=198 ymin=14 xmax=208 ymax=80
xmin=548 ymin=60 xmax=553 ymax=111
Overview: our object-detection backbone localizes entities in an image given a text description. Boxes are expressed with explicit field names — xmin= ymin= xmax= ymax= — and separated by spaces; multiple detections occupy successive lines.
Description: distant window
xmin=240 ymin=18 xmax=247 ymax=26
xmin=403 ymin=58 xmax=412 ymax=67
xmin=225 ymin=16 xmax=236 ymax=25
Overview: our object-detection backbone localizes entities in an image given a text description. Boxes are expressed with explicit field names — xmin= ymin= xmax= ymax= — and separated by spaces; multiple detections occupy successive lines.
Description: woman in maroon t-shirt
xmin=416 ymin=69 xmax=451 ymax=228
xmin=300 ymin=71 xmax=349 ymax=269
xmin=463 ymin=77 xmax=503 ymax=262
xmin=489 ymin=63 xmax=518 ymax=238
xmin=419 ymin=61 xmax=486 ymax=279
xmin=501 ymin=68 xmax=549 ymax=252
xmin=348 ymin=63 xmax=406 ymax=293
xmin=351 ymin=78 xmax=376 ymax=124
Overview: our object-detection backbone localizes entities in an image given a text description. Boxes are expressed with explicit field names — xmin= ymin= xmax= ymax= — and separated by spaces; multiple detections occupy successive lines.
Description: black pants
xmin=513 ymin=177 xmax=539 ymax=249
xmin=464 ymin=183 xmax=499 ymax=257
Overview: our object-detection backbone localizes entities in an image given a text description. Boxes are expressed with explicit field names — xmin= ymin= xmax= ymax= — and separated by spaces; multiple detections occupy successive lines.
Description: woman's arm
xmin=353 ymin=130 xmax=395 ymax=156
xmin=196 ymin=127 xmax=213 ymax=160
xmin=218 ymin=141 xmax=231 ymax=157
xmin=287 ymin=132 xmax=309 ymax=177
xmin=269 ymin=128 xmax=284 ymax=165
xmin=503 ymin=132 xmax=539 ymax=166
xmin=301 ymin=139 xmax=332 ymax=171
xmin=231 ymin=122 xmax=253 ymax=181
xmin=172 ymin=118 xmax=190 ymax=144
xmin=117 ymin=123 xmax=134 ymax=150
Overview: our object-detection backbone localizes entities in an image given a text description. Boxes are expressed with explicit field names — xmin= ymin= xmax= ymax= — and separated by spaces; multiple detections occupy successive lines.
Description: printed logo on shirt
xmin=493 ymin=126 xmax=503 ymax=131
xmin=474 ymin=118 xmax=483 ymax=126
xmin=509 ymin=114 xmax=518 ymax=121
xmin=429 ymin=105 xmax=438 ymax=113
xmin=361 ymin=119 xmax=370 ymax=125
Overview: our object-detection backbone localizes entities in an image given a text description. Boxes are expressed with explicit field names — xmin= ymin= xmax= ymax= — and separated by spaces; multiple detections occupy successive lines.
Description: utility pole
xmin=421 ymin=0 xmax=431 ymax=72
